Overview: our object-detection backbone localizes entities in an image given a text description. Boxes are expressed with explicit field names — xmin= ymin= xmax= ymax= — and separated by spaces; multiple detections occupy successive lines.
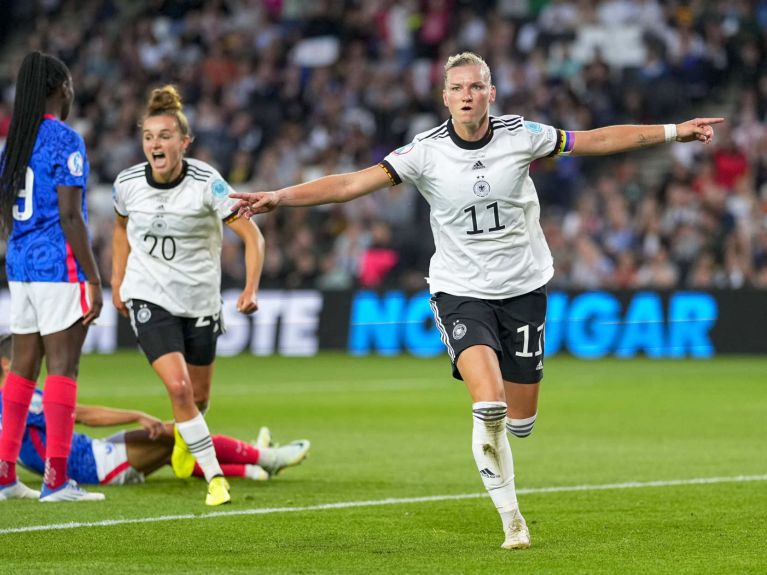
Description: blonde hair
xmin=443 ymin=52 xmax=492 ymax=85
xmin=143 ymin=84 xmax=193 ymax=139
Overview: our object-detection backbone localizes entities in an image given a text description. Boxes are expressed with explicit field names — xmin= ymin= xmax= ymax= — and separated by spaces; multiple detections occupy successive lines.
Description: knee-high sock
xmin=0 ymin=373 xmax=37 ymax=484
xmin=211 ymin=435 xmax=260 ymax=464
xmin=472 ymin=401 xmax=519 ymax=530
xmin=42 ymin=375 xmax=78 ymax=488
xmin=506 ymin=413 xmax=538 ymax=438
xmin=176 ymin=413 xmax=223 ymax=482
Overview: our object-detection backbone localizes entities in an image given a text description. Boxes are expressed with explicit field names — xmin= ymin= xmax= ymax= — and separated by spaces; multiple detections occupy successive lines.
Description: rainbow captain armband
xmin=554 ymin=129 xmax=575 ymax=155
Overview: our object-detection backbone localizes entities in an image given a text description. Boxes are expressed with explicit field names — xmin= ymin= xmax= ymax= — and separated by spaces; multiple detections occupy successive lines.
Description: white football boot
xmin=0 ymin=480 xmax=41 ymax=500
xmin=39 ymin=479 xmax=105 ymax=502
xmin=501 ymin=509 xmax=531 ymax=549
xmin=259 ymin=440 xmax=310 ymax=477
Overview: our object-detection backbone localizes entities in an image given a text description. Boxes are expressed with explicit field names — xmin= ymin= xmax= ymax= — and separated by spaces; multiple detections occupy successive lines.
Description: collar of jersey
xmin=145 ymin=160 xmax=188 ymax=189
xmin=447 ymin=118 xmax=493 ymax=150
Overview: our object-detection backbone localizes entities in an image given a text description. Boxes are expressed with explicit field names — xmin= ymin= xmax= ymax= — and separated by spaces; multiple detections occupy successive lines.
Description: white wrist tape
xmin=664 ymin=124 xmax=677 ymax=143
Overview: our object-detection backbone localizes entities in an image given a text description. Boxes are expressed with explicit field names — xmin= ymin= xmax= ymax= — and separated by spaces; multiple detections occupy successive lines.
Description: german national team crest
xmin=473 ymin=176 xmax=490 ymax=198
xmin=150 ymin=215 xmax=168 ymax=234
xmin=136 ymin=305 xmax=152 ymax=323
xmin=452 ymin=322 xmax=467 ymax=340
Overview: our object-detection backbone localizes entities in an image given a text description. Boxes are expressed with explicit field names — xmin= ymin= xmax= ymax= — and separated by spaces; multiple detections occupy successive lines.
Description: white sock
xmin=244 ymin=464 xmax=268 ymax=481
xmin=472 ymin=401 xmax=519 ymax=530
xmin=506 ymin=412 xmax=537 ymax=438
xmin=176 ymin=413 xmax=223 ymax=482
xmin=257 ymin=447 xmax=276 ymax=469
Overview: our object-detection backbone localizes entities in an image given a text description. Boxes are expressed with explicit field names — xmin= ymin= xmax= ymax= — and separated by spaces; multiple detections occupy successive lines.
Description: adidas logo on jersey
xmin=479 ymin=467 xmax=499 ymax=479
xmin=535 ymin=360 xmax=543 ymax=370
xmin=472 ymin=160 xmax=486 ymax=170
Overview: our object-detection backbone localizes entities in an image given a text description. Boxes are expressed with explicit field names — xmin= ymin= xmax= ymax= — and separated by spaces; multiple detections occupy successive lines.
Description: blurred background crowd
xmin=2 ymin=0 xmax=767 ymax=292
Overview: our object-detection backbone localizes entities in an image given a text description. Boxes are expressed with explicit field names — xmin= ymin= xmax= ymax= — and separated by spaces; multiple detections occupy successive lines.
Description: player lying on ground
xmin=0 ymin=334 xmax=309 ymax=493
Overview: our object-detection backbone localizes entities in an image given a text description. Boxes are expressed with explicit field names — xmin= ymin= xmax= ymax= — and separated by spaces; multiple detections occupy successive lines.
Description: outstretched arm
xmin=75 ymin=404 xmax=166 ymax=439
xmin=571 ymin=117 xmax=724 ymax=156
xmin=230 ymin=164 xmax=393 ymax=216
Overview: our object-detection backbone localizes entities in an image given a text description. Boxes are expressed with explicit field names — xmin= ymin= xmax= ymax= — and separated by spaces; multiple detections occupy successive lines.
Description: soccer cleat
xmin=254 ymin=426 xmax=273 ymax=449
xmin=244 ymin=464 xmax=269 ymax=481
xmin=260 ymin=440 xmax=310 ymax=477
xmin=206 ymin=475 xmax=231 ymax=506
xmin=501 ymin=509 xmax=531 ymax=550
xmin=172 ymin=425 xmax=196 ymax=479
xmin=39 ymin=479 xmax=105 ymax=502
xmin=0 ymin=480 xmax=41 ymax=501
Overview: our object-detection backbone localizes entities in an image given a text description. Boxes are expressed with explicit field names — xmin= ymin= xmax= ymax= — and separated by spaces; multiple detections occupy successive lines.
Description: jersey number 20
xmin=143 ymin=233 xmax=177 ymax=261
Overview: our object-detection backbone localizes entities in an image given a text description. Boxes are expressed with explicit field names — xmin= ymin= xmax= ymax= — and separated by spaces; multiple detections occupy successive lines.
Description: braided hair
xmin=0 ymin=51 xmax=70 ymax=238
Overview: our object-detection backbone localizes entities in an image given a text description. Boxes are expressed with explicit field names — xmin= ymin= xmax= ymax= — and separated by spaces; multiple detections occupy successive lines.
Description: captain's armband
xmin=554 ymin=129 xmax=575 ymax=156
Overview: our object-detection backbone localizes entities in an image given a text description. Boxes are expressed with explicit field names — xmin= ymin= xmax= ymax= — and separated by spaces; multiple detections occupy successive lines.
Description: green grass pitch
xmin=0 ymin=353 xmax=765 ymax=574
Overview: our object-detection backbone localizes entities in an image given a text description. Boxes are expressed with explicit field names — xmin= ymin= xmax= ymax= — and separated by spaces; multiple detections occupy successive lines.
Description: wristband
xmin=663 ymin=124 xmax=677 ymax=143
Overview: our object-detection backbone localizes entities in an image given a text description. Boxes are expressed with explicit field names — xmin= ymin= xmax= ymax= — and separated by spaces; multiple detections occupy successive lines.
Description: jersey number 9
xmin=12 ymin=167 xmax=35 ymax=221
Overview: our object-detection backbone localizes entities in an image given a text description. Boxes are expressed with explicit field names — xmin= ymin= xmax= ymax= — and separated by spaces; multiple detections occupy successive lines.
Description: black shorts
xmin=429 ymin=285 xmax=547 ymax=384
xmin=126 ymin=299 xmax=223 ymax=366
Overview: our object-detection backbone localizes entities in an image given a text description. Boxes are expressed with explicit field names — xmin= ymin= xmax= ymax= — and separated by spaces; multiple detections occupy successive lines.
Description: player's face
xmin=142 ymin=115 xmax=190 ymax=183
xmin=442 ymin=65 xmax=495 ymax=130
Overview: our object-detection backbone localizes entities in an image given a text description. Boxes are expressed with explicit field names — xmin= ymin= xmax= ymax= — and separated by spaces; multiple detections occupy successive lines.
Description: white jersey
xmin=113 ymin=159 xmax=239 ymax=317
xmin=382 ymin=115 xmax=561 ymax=299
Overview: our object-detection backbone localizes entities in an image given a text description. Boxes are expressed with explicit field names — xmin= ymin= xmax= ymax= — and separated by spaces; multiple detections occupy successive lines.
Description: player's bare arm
xmin=111 ymin=214 xmax=130 ymax=317
xmin=570 ymin=117 xmax=724 ymax=156
xmin=58 ymin=184 xmax=103 ymax=325
xmin=75 ymin=404 xmax=166 ymax=439
xmin=226 ymin=216 xmax=265 ymax=314
xmin=230 ymin=164 xmax=393 ymax=216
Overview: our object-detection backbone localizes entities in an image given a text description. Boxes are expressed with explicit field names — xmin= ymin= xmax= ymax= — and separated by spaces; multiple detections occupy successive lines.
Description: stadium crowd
xmin=2 ymin=0 xmax=767 ymax=291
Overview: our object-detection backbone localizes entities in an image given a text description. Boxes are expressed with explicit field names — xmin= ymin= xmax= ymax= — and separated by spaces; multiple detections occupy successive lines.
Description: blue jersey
xmin=4 ymin=116 xmax=90 ymax=282
xmin=0 ymin=389 xmax=99 ymax=484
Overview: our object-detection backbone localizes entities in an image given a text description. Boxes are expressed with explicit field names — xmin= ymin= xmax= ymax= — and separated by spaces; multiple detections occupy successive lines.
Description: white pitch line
xmin=2 ymin=474 xmax=765 ymax=536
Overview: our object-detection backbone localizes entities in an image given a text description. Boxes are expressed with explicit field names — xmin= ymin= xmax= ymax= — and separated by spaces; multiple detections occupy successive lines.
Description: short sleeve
xmin=205 ymin=170 xmax=239 ymax=223
xmin=381 ymin=139 xmax=426 ymax=187
xmin=51 ymin=127 xmax=88 ymax=189
xmin=112 ymin=181 xmax=127 ymax=217
xmin=521 ymin=119 xmax=561 ymax=160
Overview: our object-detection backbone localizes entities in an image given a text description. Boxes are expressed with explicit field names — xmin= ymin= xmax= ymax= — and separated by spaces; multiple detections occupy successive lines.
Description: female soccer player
xmin=0 ymin=51 xmax=104 ymax=502
xmin=112 ymin=85 xmax=295 ymax=506
xmin=230 ymin=52 xmax=723 ymax=547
